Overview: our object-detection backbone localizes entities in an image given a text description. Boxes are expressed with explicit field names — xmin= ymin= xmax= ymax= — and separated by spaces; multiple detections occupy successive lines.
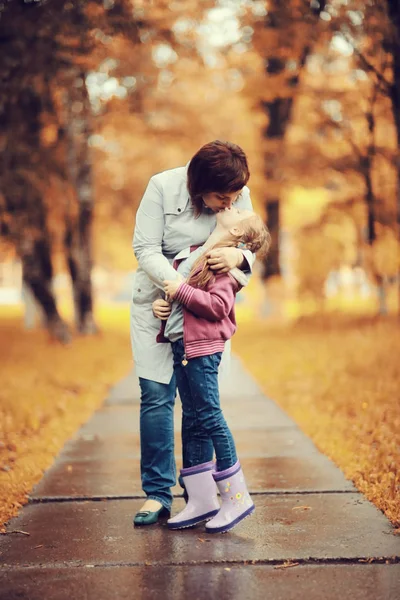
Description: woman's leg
xmin=185 ymin=351 xmax=238 ymax=472
xmin=171 ymin=340 xmax=214 ymax=469
xmin=139 ymin=376 xmax=176 ymax=510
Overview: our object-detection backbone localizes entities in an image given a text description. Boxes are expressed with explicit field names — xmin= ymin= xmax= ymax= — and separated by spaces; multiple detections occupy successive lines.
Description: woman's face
xmin=216 ymin=206 xmax=253 ymax=230
xmin=202 ymin=190 xmax=242 ymax=212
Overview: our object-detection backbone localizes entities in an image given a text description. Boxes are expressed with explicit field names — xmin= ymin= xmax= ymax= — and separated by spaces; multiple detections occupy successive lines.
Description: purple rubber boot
xmin=205 ymin=460 xmax=254 ymax=534
xmin=168 ymin=461 xmax=220 ymax=530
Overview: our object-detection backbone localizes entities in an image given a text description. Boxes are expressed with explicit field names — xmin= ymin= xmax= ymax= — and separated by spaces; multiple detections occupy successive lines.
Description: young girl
xmin=162 ymin=207 xmax=270 ymax=533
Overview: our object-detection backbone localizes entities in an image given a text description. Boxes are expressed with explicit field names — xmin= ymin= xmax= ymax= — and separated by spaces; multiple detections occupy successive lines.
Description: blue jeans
xmin=172 ymin=339 xmax=237 ymax=472
xmin=139 ymin=375 xmax=177 ymax=510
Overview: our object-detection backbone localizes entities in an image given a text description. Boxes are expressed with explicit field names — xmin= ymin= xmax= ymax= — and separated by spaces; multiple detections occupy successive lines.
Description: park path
xmin=0 ymin=355 xmax=399 ymax=599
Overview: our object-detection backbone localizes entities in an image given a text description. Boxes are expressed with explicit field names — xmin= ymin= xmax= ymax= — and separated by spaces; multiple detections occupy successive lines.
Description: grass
xmin=233 ymin=314 xmax=400 ymax=529
xmin=0 ymin=303 xmax=132 ymax=530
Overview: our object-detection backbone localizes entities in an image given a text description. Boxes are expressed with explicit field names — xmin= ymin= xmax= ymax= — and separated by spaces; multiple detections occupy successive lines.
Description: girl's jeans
xmin=171 ymin=339 xmax=238 ymax=472
xmin=139 ymin=375 xmax=177 ymax=511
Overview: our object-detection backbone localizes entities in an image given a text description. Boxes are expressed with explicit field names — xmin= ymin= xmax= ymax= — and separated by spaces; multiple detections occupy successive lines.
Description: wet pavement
xmin=0 ymin=357 xmax=399 ymax=599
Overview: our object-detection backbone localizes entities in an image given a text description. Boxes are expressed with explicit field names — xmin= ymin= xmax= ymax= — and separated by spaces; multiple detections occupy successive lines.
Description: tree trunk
xmin=364 ymin=104 xmax=377 ymax=245
xmin=362 ymin=97 xmax=388 ymax=315
xmin=19 ymin=235 xmax=70 ymax=343
xmin=386 ymin=0 xmax=400 ymax=315
xmin=263 ymin=199 xmax=280 ymax=278
xmin=386 ymin=0 xmax=400 ymax=230
xmin=1 ymin=84 xmax=70 ymax=342
xmin=64 ymin=72 xmax=98 ymax=334
xmin=253 ymin=0 xmax=327 ymax=279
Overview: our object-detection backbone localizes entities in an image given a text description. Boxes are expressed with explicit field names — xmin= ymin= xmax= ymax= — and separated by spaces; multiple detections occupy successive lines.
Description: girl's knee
xmin=198 ymin=412 xmax=227 ymax=434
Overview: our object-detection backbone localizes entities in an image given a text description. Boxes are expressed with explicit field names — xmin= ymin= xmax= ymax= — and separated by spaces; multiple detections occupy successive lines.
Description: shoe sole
xmin=167 ymin=509 xmax=219 ymax=530
xmin=205 ymin=504 xmax=255 ymax=534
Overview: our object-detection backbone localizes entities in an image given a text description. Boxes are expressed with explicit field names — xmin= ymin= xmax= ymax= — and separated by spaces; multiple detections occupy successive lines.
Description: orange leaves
xmin=234 ymin=315 xmax=400 ymax=527
xmin=0 ymin=308 xmax=131 ymax=529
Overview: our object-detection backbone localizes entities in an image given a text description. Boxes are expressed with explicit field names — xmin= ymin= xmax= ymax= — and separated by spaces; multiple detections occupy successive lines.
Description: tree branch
xmin=342 ymin=33 xmax=391 ymax=94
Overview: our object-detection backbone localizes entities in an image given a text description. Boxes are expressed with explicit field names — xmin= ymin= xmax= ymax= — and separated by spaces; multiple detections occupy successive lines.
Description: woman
xmin=131 ymin=140 xmax=254 ymax=526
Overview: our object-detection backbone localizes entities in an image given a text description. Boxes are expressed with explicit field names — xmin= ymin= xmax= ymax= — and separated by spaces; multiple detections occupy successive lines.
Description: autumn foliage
xmin=234 ymin=316 xmax=400 ymax=529
xmin=0 ymin=308 xmax=131 ymax=530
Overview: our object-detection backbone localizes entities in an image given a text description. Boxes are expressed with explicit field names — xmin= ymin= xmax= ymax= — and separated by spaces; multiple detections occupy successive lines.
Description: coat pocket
xmin=132 ymin=269 xmax=160 ymax=306
xmin=164 ymin=194 xmax=190 ymax=215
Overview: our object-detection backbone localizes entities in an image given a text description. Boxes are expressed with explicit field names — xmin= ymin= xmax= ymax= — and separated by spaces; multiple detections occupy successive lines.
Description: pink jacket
xmin=158 ymin=272 xmax=241 ymax=360
xmin=176 ymin=273 xmax=240 ymax=359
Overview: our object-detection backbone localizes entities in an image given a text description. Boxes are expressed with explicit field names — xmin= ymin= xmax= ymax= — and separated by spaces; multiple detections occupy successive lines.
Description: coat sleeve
xmin=174 ymin=276 xmax=237 ymax=322
xmin=133 ymin=177 xmax=181 ymax=290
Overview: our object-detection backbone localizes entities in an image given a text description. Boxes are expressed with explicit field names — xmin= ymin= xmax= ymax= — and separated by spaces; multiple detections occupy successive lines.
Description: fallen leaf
xmin=358 ymin=558 xmax=374 ymax=563
xmin=274 ymin=562 xmax=300 ymax=569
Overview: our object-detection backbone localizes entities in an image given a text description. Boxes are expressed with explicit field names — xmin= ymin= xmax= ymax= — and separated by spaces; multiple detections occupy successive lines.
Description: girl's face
xmin=216 ymin=206 xmax=253 ymax=231
xmin=202 ymin=190 xmax=242 ymax=212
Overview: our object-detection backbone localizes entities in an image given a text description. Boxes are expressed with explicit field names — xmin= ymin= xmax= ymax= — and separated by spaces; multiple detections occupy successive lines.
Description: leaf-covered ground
xmin=1 ymin=307 xmax=399 ymax=532
xmin=0 ymin=307 xmax=132 ymax=530
xmin=233 ymin=315 xmax=400 ymax=529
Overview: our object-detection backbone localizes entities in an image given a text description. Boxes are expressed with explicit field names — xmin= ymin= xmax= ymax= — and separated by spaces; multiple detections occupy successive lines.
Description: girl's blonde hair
xmin=188 ymin=214 xmax=271 ymax=289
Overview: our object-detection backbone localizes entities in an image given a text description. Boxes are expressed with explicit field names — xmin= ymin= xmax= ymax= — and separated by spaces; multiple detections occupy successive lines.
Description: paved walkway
xmin=0 ymin=356 xmax=399 ymax=599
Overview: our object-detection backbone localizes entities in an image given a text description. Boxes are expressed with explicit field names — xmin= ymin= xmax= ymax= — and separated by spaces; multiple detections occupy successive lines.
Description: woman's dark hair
xmin=187 ymin=140 xmax=250 ymax=216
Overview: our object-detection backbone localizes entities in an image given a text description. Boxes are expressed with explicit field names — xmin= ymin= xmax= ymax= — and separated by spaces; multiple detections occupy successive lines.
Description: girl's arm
xmin=167 ymin=275 xmax=237 ymax=322
xmin=133 ymin=177 xmax=182 ymax=290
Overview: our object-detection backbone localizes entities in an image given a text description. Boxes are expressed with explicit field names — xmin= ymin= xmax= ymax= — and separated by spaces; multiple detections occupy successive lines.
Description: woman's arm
xmin=176 ymin=246 xmax=250 ymax=288
xmin=133 ymin=177 xmax=181 ymax=290
xmin=206 ymin=247 xmax=252 ymax=273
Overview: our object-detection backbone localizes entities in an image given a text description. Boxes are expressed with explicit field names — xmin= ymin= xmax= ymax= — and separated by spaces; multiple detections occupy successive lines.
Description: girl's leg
xmin=169 ymin=350 xmax=254 ymax=534
xmin=185 ymin=351 xmax=237 ymax=472
xmin=171 ymin=340 xmax=214 ymax=468
xmin=139 ymin=375 xmax=176 ymax=511
xmin=205 ymin=461 xmax=255 ymax=534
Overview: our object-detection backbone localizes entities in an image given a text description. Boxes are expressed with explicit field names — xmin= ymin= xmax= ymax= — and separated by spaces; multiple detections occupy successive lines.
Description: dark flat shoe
xmin=133 ymin=505 xmax=170 ymax=526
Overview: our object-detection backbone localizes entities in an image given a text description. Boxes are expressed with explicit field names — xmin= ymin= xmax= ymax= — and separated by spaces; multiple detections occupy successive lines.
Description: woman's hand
xmin=206 ymin=247 xmax=243 ymax=273
xmin=152 ymin=298 xmax=172 ymax=320
xmin=163 ymin=275 xmax=184 ymax=301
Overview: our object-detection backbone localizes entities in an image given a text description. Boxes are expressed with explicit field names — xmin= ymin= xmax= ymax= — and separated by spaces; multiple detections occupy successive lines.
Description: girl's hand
xmin=206 ymin=247 xmax=243 ymax=273
xmin=163 ymin=275 xmax=184 ymax=300
xmin=152 ymin=298 xmax=172 ymax=320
